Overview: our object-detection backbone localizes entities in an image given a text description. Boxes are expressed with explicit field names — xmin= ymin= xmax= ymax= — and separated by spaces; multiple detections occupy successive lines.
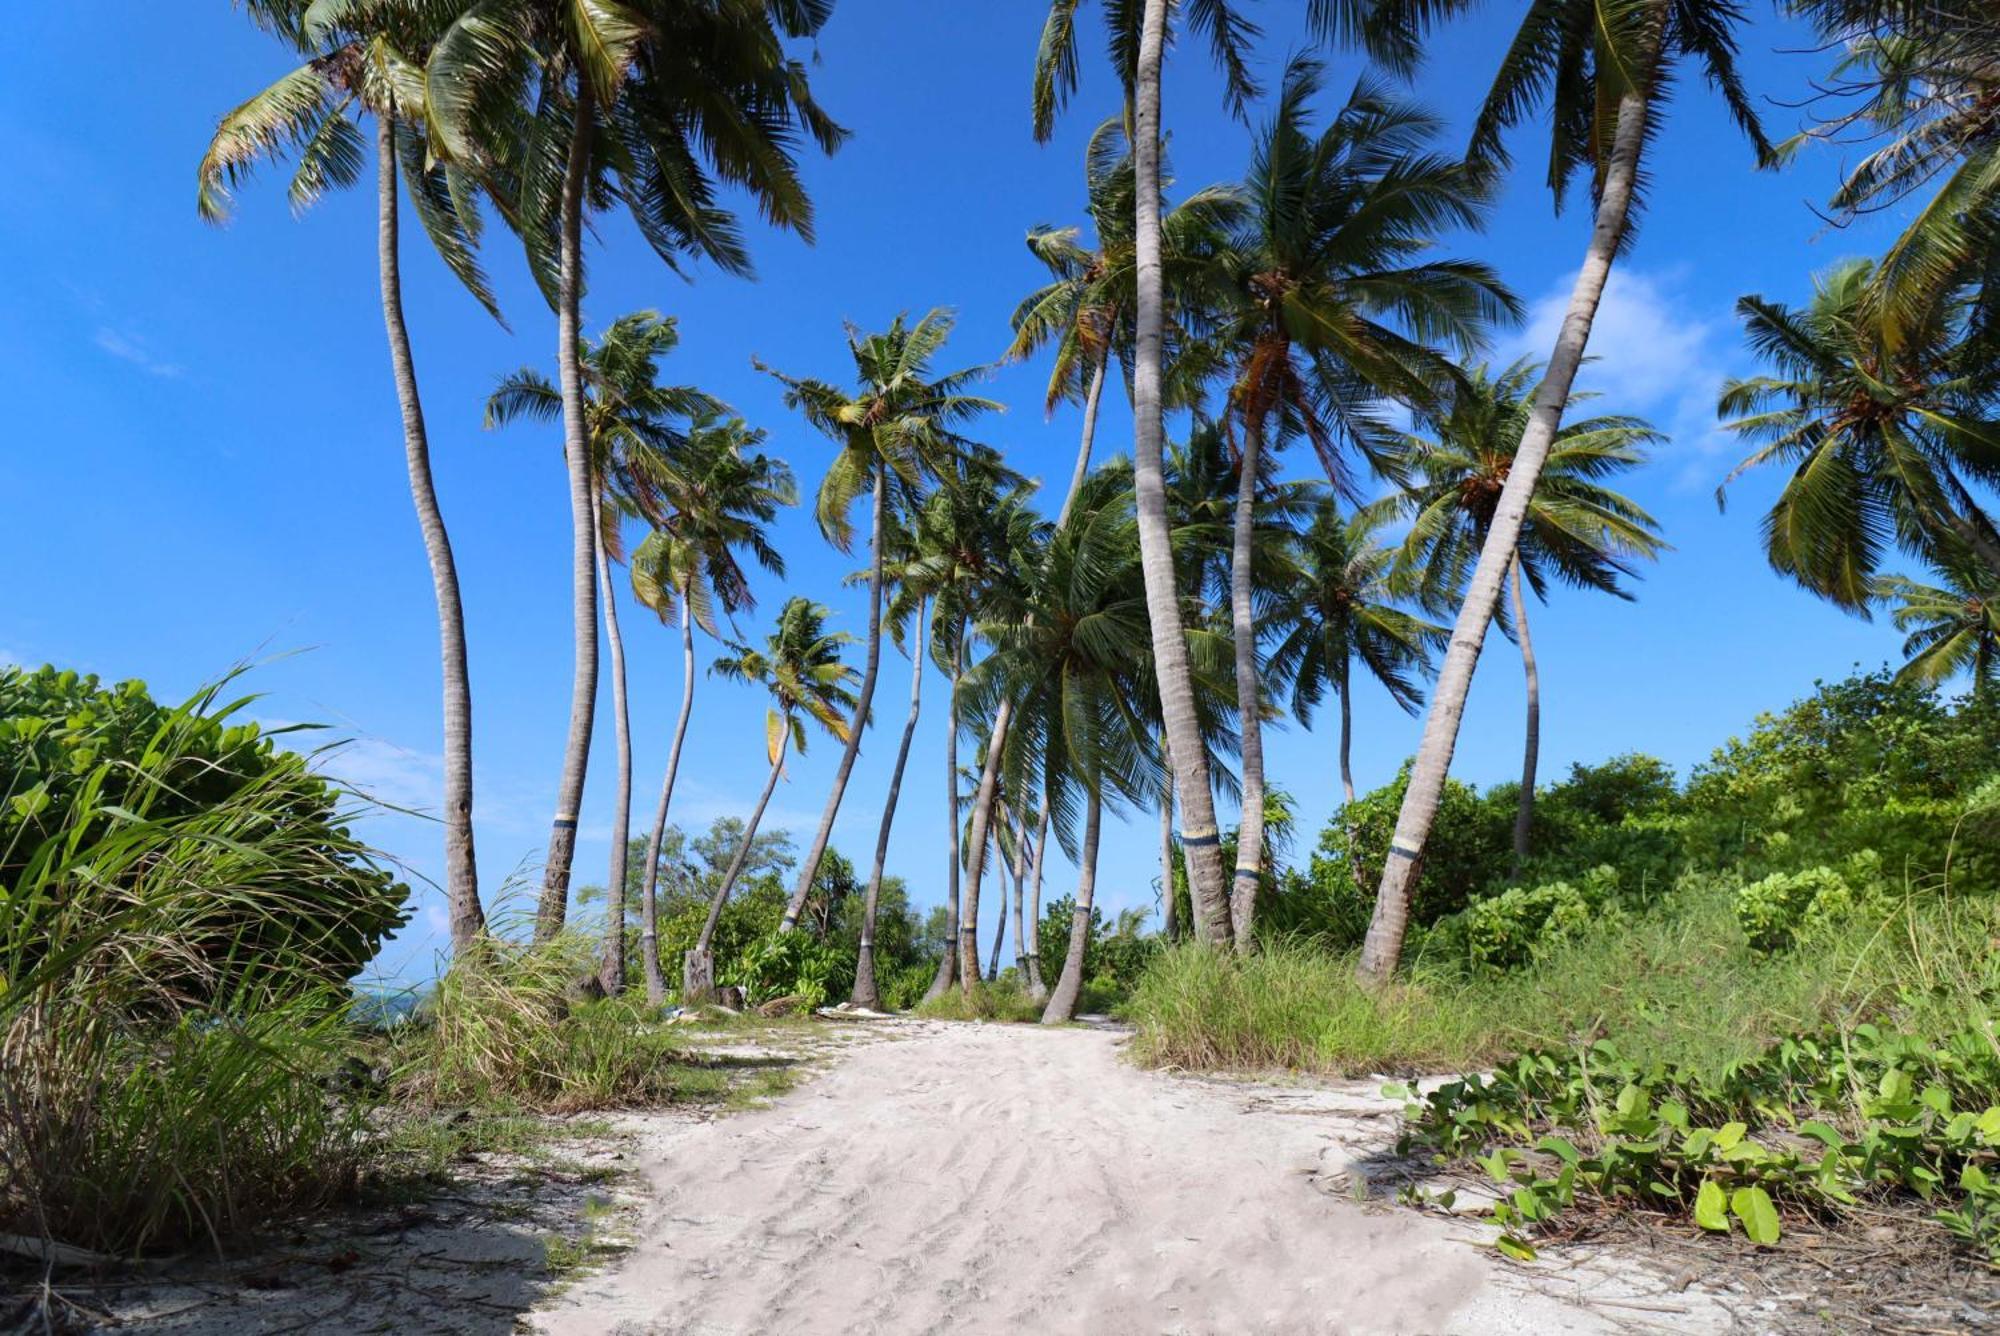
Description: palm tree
xmin=1718 ymin=259 xmax=2000 ymax=606
xmin=1875 ymin=555 xmax=2000 ymax=700
xmin=1009 ymin=117 xmax=1241 ymax=522
xmin=1214 ymin=58 xmax=1514 ymax=946
xmin=1033 ymin=0 xmax=1260 ymax=946
xmin=1346 ymin=0 xmax=1774 ymax=985
xmin=1785 ymin=0 xmax=2000 ymax=345
xmin=629 ymin=414 xmax=795 ymax=1004
xmin=1386 ymin=359 xmax=1665 ymax=865
xmin=200 ymin=0 xmax=498 ymax=953
xmin=962 ymin=464 xmax=1167 ymax=1023
xmin=1267 ymin=498 xmax=1446 ymax=887
xmin=423 ymin=0 xmax=844 ymax=936
xmin=909 ymin=472 xmax=1041 ymax=998
xmin=686 ymin=598 xmax=859 ymax=1002
xmin=757 ymin=313 xmax=1001 ymax=939
xmin=486 ymin=312 xmax=717 ymax=991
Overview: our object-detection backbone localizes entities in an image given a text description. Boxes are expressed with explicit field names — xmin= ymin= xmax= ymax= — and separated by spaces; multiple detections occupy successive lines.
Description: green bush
xmin=878 ymin=961 xmax=934 ymax=1011
xmin=722 ymin=929 xmax=855 ymax=1010
xmin=1734 ymin=865 xmax=1859 ymax=953
xmin=0 ymin=670 xmax=389 ymax=1255
xmin=1426 ymin=866 xmax=1619 ymax=973
xmin=0 ymin=666 xmax=407 ymax=996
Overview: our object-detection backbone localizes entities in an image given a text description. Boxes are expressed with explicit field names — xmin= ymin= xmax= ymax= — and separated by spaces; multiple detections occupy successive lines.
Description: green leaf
xmin=1731 ymin=1186 xmax=1781 ymax=1245
xmin=1694 ymin=1180 xmax=1729 ymax=1232
xmin=1495 ymin=1233 xmax=1538 ymax=1263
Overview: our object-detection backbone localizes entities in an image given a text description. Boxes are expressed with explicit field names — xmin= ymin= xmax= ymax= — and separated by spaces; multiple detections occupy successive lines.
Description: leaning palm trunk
xmin=1041 ymin=789 xmax=1102 ymax=1024
xmin=536 ymin=89 xmax=599 ymax=941
xmin=593 ymin=503 xmax=633 ymax=995
xmin=1509 ymin=554 xmax=1540 ymax=870
xmin=1059 ymin=352 xmax=1110 ymax=527
xmin=1337 ymin=661 xmax=1366 ymax=894
xmin=783 ymin=463 xmax=887 ymax=933
xmin=1357 ymin=86 xmax=1651 ymax=985
xmin=923 ymin=632 xmax=967 ymax=1001
xmin=1228 ymin=421 xmax=1266 ymax=951
xmin=852 ymin=603 xmax=927 ymax=1009
xmin=375 ymin=119 xmax=483 ymax=952
xmin=956 ymin=707 xmax=1005 ymax=992
xmin=1129 ymin=0 xmax=1232 ymax=946
xmin=638 ymin=584 xmax=697 ymax=1005
xmin=1024 ymin=808 xmax=1050 ymax=1000
xmin=686 ymin=744 xmax=788 ymax=1003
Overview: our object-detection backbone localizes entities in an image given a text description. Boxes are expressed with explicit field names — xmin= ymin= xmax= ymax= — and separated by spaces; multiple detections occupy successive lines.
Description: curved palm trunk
xmin=1509 ymin=555 xmax=1541 ymax=871
xmin=852 ymin=602 xmax=927 ymax=1009
xmin=1025 ymin=807 xmax=1050 ymax=1000
xmin=1058 ymin=352 xmax=1110 ymax=528
xmin=1338 ymin=660 xmax=1366 ymax=894
xmin=783 ymin=461 xmax=887 ymax=933
xmin=1130 ymin=0 xmax=1231 ymax=947
xmin=1357 ymin=85 xmax=1651 ymax=985
xmin=638 ymin=586 xmax=696 ymax=1005
xmin=376 ymin=120 xmax=483 ymax=952
xmin=923 ymin=631 xmax=966 ymax=1001
xmin=1040 ymin=788 xmax=1102 ymax=1024
xmin=594 ymin=501 xmax=633 ymax=995
xmin=1228 ymin=421 xmax=1266 ymax=952
xmin=685 ymin=743 xmax=787 ymax=1003
xmin=535 ymin=85 xmax=598 ymax=941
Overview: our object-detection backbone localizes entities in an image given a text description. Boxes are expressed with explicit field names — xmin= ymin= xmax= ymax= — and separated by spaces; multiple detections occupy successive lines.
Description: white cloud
xmin=1500 ymin=267 xmax=1738 ymax=484
xmin=94 ymin=326 xmax=183 ymax=379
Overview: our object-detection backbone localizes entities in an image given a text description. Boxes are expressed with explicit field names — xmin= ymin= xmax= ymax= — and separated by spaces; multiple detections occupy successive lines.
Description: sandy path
xmin=535 ymin=1021 xmax=1729 ymax=1336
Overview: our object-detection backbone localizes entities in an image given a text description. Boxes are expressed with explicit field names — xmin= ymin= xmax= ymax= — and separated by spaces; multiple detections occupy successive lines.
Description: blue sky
xmin=0 ymin=4 xmax=1916 ymax=983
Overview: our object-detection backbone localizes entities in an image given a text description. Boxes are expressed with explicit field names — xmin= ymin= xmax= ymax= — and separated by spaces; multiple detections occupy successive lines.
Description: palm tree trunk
xmin=987 ymin=810 xmax=1014 ymax=979
xmin=783 ymin=460 xmax=887 ymax=933
xmin=1338 ymin=659 xmax=1366 ymax=895
xmin=375 ymin=119 xmax=483 ymax=953
xmin=639 ymin=583 xmax=696 ymax=1006
xmin=686 ymin=741 xmax=787 ymax=1003
xmin=1041 ymin=788 xmax=1102 ymax=1024
xmin=1158 ymin=784 xmax=1178 ymax=939
xmin=1009 ymin=808 xmax=1031 ymax=983
xmin=1058 ymin=352 xmax=1110 ymax=528
xmin=956 ymin=708 xmax=1004 ymax=992
xmin=1025 ymin=808 xmax=1050 ymax=1000
xmin=535 ymin=84 xmax=598 ymax=941
xmin=1356 ymin=84 xmax=1651 ymax=985
xmin=923 ymin=628 xmax=966 ymax=1001
xmin=594 ymin=498 xmax=633 ymax=995
xmin=852 ymin=601 xmax=927 ymax=1009
xmin=1509 ymin=554 xmax=1541 ymax=872
xmin=1228 ymin=418 xmax=1266 ymax=952
xmin=1130 ymin=0 xmax=1231 ymax=947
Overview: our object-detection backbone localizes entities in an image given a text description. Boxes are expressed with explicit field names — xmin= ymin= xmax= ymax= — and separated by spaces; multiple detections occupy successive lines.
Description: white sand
xmin=535 ymin=1020 xmax=1732 ymax=1335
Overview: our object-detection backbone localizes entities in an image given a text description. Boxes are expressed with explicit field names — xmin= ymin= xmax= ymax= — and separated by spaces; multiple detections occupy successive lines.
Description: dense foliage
xmin=1 ymin=666 xmax=409 ymax=996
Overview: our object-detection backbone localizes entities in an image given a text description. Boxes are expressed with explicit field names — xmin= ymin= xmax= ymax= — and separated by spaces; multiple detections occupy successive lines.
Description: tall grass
xmin=387 ymin=914 xmax=776 ymax=1114
xmin=0 ymin=680 xmax=385 ymax=1256
xmin=1127 ymin=885 xmax=1999 ymax=1078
